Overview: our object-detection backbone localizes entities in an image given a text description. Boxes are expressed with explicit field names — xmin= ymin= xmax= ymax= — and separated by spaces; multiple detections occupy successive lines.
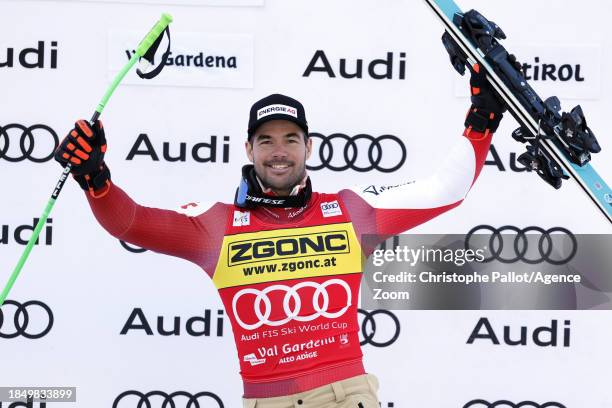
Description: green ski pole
xmin=0 ymin=13 xmax=173 ymax=307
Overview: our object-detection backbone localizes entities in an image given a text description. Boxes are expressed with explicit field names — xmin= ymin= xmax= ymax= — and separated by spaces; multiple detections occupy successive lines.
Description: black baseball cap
xmin=247 ymin=93 xmax=309 ymax=139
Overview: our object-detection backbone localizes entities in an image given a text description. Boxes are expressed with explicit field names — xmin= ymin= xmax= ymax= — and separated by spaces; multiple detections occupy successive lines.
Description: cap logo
xmin=257 ymin=104 xmax=298 ymax=119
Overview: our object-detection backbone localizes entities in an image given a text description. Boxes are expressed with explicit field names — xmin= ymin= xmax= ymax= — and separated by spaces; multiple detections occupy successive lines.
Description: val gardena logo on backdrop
xmin=108 ymin=31 xmax=253 ymax=88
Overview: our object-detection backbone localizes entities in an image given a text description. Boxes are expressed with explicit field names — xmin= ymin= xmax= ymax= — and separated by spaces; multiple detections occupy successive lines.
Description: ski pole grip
xmin=135 ymin=13 xmax=173 ymax=57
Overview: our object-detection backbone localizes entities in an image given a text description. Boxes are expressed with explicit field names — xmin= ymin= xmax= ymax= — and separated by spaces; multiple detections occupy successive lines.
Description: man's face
xmin=246 ymin=120 xmax=312 ymax=196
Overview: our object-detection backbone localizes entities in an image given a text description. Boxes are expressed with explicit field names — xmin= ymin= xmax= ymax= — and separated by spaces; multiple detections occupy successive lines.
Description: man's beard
xmin=256 ymin=161 xmax=307 ymax=194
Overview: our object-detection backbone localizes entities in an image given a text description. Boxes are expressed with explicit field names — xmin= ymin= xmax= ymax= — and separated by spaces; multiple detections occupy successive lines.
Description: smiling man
xmin=54 ymin=66 xmax=505 ymax=407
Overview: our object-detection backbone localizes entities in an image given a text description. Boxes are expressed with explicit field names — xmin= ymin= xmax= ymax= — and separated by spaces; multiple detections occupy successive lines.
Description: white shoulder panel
xmin=349 ymin=137 xmax=476 ymax=209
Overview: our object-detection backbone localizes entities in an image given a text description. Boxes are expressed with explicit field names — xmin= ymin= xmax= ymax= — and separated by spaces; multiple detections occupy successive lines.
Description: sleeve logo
xmin=320 ymin=200 xmax=342 ymax=217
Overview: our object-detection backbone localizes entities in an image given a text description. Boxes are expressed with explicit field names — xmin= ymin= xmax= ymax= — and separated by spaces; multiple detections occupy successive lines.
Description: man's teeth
xmin=271 ymin=164 xmax=289 ymax=169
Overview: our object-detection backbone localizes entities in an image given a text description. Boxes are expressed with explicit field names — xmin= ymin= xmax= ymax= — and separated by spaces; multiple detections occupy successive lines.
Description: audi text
xmin=126 ymin=133 xmax=230 ymax=163
xmin=1 ymin=41 xmax=58 ymax=69
xmin=303 ymin=50 xmax=407 ymax=80
xmin=467 ymin=317 xmax=571 ymax=347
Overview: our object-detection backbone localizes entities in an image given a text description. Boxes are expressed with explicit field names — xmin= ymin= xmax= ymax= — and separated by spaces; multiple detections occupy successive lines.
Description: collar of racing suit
xmin=234 ymin=164 xmax=312 ymax=209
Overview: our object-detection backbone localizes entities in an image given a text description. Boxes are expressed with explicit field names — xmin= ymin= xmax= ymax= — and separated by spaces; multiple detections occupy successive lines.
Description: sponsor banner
xmin=108 ymin=31 xmax=253 ymax=88
xmin=454 ymin=44 xmax=602 ymax=100
xmin=214 ymin=223 xmax=361 ymax=288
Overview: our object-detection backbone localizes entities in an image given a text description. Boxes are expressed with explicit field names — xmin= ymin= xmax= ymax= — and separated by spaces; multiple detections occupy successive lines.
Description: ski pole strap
xmin=136 ymin=27 xmax=171 ymax=79
xmin=465 ymin=107 xmax=503 ymax=133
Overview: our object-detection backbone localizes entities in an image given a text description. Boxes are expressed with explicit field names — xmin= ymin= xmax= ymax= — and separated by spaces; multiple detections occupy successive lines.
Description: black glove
xmin=465 ymin=55 xmax=522 ymax=134
xmin=54 ymin=119 xmax=111 ymax=195
xmin=469 ymin=62 xmax=506 ymax=114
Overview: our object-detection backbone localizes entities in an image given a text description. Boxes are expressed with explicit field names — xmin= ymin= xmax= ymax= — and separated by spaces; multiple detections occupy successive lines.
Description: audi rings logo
xmin=232 ymin=279 xmax=351 ymax=330
xmin=464 ymin=400 xmax=566 ymax=408
xmin=358 ymin=309 xmax=400 ymax=347
xmin=465 ymin=225 xmax=577 ymax=265
xmin=0 ymin=124 xmax=59 ymax=162
xmin=113 ymin=391 xmax=223 ymax=408
xmin=0 ymin=300 xmax=54 ymax=339
xmin=306 ymin=133 xmax=406 ymax=173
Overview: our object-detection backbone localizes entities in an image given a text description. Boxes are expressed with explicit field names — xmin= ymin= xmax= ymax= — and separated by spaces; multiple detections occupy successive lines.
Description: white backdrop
xmin=1 ymin=0 xmax=611 ymax=407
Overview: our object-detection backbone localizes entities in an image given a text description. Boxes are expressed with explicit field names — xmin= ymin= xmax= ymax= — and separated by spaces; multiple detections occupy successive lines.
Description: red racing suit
xmin=85 ymin=127 xmax=491 ymax=397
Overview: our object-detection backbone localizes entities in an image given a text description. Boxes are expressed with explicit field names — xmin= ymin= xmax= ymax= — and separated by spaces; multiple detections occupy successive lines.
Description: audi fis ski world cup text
xmin=238 ymin=308 xmax=400 ymax=348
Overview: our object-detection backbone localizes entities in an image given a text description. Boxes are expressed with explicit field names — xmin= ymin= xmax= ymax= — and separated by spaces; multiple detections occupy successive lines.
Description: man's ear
xmin=245 ymin=140 xmax=254 ymax=163
xmin=305 ymin=136 xmax=313 ymax=161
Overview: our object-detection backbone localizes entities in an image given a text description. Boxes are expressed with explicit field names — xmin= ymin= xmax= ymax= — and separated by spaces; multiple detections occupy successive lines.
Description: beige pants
xmin=242 ymin=374 xmax=380 ymax=408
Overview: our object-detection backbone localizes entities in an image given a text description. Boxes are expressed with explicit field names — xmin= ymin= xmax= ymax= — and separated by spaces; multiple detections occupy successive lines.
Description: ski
xmin=423 ymin=0 xmax=612 ymax=224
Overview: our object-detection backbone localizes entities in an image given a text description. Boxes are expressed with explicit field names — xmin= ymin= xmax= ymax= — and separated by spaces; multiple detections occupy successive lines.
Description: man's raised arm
xmin=339 ymin=63 xmax=506 ymax=251
xmin=54 ymin=120 xmax=227 ymax=273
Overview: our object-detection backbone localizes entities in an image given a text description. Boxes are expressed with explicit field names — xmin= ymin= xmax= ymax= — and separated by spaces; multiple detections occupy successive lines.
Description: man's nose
xmin=270 ymin=145 xmax=289 ymax=158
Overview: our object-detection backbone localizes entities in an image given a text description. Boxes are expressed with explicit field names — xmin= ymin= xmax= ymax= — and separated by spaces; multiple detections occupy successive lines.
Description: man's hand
xmin=54 ymin=120 xmax=111 ymax=196
xmin=468 ymin=62 xmax=506 ymax=115
xmin=464 ymin=55 xmax=521 ymax=135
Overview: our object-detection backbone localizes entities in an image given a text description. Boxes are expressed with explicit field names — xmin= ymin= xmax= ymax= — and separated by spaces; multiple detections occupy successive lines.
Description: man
xmin=55 ymin=64 xmax=505 ymax=407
